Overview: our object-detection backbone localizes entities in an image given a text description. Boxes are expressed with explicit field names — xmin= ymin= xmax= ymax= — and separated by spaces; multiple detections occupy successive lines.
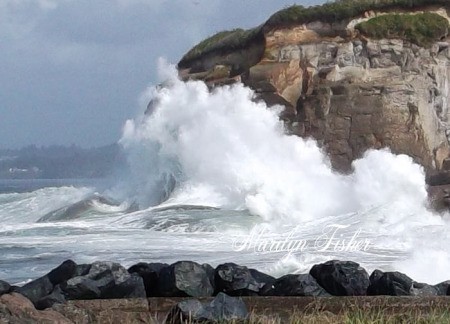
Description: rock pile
xmin=0 ymin=259 xmax=449 ymax=314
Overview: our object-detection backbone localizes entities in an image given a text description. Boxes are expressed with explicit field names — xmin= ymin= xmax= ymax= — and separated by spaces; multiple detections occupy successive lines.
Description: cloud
xmin=0 ymin=0 xmax=323 ymax=148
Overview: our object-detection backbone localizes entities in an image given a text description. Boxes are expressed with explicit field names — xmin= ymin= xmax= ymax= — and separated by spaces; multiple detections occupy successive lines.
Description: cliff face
xmin=178 ymin=4 xmax=450 ymax=175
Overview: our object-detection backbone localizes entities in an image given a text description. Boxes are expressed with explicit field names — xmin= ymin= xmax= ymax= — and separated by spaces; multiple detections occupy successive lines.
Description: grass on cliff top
xmin=355 ymin=12 xmax=449 ymax=47
xmin=265 ymin=0 xmax=450 ymax=28
xmin=179 ymin=26 xmax=263 ymax=68
xmin=180 ymin=0 xmax=450 ymax=66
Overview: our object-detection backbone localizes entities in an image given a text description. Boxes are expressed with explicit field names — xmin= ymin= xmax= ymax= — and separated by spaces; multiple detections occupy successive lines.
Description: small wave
xmin=150 ymin=204 xmax=219 ymax=212
xmin=37 ymin=194 xmax=135 ymax=223
xmin=0 ymin=186 xmax=94 ymax=224
xmin=107 ymin=207 xmax=257 ymax=233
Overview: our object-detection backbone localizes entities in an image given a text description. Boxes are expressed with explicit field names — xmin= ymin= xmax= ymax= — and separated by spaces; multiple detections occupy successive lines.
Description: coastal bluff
xmin=177 ymin=0 xmax=450 ymax=177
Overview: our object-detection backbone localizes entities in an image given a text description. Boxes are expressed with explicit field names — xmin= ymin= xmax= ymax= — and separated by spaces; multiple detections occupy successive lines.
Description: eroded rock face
xmin=179 ymin=6 xmax=450 ymax=174
xmin=277 ymin=38 xmax=450 ymax=172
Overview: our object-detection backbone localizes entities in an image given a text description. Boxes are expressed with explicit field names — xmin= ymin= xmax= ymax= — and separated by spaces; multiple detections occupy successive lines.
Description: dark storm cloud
xmin=0 ymin=0 xmax=321 ymax=148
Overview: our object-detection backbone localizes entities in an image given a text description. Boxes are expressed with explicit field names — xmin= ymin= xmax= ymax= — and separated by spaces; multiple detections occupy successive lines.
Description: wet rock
xmin=310 ymin=260 xmax=370 ymax=296
xmin=166 ymin=292 xmax=248 ymax=324
xmin=249 ymin=268 xmax=275 ymax=292
xmin=434 ymin=280 xmax=450 ymax=296
xmin=35 ymin=285 xmax=66 ymax=310
xmin=367 ymin=271 xmax=414 ymax=296
xmin=158 ymin=261 xmax=214 ymax=297
xmin=214 ymin=263 xmax=270 ymax=296
xmin=14 ymin=260 xmax=79 ymax=306
xmin=128 ymin=262 xmax=168 ymax=296
xmin=208 ymin=292 xmax=248 ymax=320
xmin=75 ymin=264 xmax=92 ymax=277
xmin=61 ymin=261 xmax=146 ymax=300
xmin=14 ymin=275 xmax=53 ymax=305
xmin=202 ymin=263 xmax=216 ymax=291
xmin=47 ymin=259 xmax=78 ymax=286
xmin=411 ymin=282 xmax=439 ymax=296
xmin=61 ymin=276 xmax=101 ymax=300
xmin=265 ymin=274 xmax=331 ymax=297
xmin=0 ymin=281 xmax=10 ymax=296
xmin=367 ymin=269 xmax=384 ymax=295
xmin=107 ymin=273 xmax=146 ymax=299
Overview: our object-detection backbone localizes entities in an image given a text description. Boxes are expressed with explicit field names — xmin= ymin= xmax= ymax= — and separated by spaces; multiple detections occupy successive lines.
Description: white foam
xmin=0 ymin=186 xmax=93 ymax=224
xmin=116 ymin=61 xmax=450 ymax=283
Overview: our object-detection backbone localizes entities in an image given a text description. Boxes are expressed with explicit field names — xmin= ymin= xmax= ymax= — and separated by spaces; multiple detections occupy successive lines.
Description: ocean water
xmin=1 ymin=63 xmax=449 ymax=285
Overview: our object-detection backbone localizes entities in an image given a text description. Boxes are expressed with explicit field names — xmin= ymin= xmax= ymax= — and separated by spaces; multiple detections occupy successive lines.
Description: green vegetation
xmin=180 ymin=0 xmax=450 ymax=66
xmin=179 ymin=26 xmax=263 ymax=68
xmin=355 ymin=12 xmax=449 ymax=47
xmin=265 ymin=0 xmax=449 ymax=28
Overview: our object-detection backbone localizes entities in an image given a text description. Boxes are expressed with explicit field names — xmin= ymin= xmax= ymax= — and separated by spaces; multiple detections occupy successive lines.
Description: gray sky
xmin=0 ymin=0 xmax=321 ymax=149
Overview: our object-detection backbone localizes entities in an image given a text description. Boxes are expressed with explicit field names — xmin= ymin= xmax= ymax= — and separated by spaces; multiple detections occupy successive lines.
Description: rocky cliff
xmin=178 ymin=1 xmax=450 ymax=176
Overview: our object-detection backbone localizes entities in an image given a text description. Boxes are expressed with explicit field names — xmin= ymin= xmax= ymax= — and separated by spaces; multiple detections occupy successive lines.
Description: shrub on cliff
xmin=355 ymin=13 xmax=449 ymax=47
xmin=179 ymin=26 xmax=263 ymax=68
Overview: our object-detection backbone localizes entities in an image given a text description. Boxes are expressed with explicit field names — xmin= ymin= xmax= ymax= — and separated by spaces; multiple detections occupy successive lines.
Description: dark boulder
xmin=165 ymin=299 xmax=212 ymax=324
xmin=367 ymin=271 xmax=414 ymax=296
xmin=128 ymin=262 xmax=168 ymax=297
xmin=61 ymin=261 xmax=145 ymax=300
xmin=214 ymin=263 xmax=272 ymax=296
xmin=165 ymin=292 xmax=248 ymax=324
xmin=0 ymin=280 xmax=11 ymax=296
xmin=35 ymin=285 xmax=66 ymax=310
xmin=61 ymin=277 xmax=101 ymax=300
xmin=158 ymin=261 xmax=214 ymax=297
xmin=202 ymin=263 xmax=216 ymax=291
xmin=47 ymin=260 xmax=77 ymax=286
xmin=411 ymin=282 xmax=438 ymax=296
xmin=74 ymin=264 xmax=92 ymax=277
xmin=367 ymin=269 xmax=384 ymax=295
xmin=249 ymin=268 xmax=275 ymax=290
xmin=105 ymin=273 xmax=146 ymax=299
xmin=208 ymin=292 xmax=248 ymax=320
xmin=310 ymin=260 xmax=370 ymax=296
xmin=265 ymin=274 xmax=331 ymax=296
xmin=15 ymin=259 xmax=79 ymax=305
xmin=14 ymin=275 xmax=53 ymax=305
xmin=434 ymin=280 xmax=450 ymax=296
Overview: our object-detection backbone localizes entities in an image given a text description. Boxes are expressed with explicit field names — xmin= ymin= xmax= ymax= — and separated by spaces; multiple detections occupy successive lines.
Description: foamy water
xmin=0 ymin=62 xmax=449 ymax=285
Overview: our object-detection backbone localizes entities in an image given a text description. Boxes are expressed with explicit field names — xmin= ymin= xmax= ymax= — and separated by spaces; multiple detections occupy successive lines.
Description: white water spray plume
xmin=114 ymin=61 xmax=450 ymax=283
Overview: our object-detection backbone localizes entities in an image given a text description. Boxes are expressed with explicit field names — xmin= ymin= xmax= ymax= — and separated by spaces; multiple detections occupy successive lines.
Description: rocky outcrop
xmin=178 ymin=3 xmax=450 ymax=175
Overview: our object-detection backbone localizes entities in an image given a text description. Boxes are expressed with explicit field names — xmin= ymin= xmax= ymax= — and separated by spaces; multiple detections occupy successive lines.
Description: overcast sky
xmin=0 ymin=0 xmax=322 ymax=149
